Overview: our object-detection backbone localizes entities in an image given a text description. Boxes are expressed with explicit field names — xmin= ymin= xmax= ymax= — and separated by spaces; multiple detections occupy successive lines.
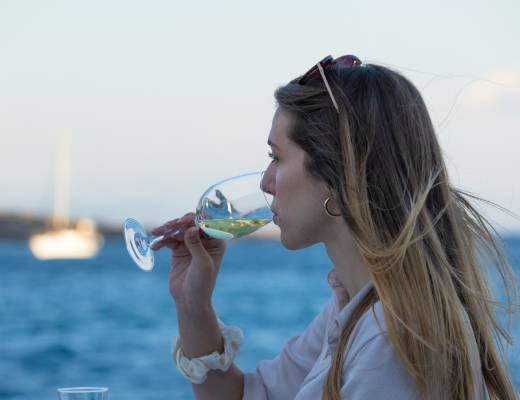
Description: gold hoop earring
xmin=324 ymin=197 xmax=341 ymax=217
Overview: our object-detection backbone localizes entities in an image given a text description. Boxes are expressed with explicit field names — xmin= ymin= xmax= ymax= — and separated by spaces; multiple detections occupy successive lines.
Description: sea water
xmin=1 ymin=236 xmax=519 ymax=399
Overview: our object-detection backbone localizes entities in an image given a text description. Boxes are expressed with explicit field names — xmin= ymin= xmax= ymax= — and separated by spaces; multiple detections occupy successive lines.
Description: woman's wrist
xmin=175 ymin=302 xmax=224 ymax=358
xmin=172 ymin=318 xmax=244 ymax=385
xmin=175 ymin=299 xmax=214 ymax=318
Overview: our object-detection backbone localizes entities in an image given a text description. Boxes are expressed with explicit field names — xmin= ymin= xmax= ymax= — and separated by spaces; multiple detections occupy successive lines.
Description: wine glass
xmin=123 ymin=170 xmax=273 ymax=271
xmin=57 ymin=387 xmax=108 ymax=399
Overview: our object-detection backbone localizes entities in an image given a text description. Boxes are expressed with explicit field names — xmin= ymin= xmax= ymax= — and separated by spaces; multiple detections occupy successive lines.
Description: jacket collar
xmin=326 ymin=269 xmax=375 ymax=355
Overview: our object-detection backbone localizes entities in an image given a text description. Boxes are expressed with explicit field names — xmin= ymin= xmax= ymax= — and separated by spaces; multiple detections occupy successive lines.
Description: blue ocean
xmin=1 ymin=236 xmax=519 ymax=399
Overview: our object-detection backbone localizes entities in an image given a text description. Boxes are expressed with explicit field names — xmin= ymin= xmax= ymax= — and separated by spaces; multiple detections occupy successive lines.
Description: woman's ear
xmin=324 ymin=191 xmax=342 ymax=217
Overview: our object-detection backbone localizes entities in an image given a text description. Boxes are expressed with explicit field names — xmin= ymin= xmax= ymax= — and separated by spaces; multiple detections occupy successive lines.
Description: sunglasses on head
xmin=298 ymin=54 xmax=362 ymax=113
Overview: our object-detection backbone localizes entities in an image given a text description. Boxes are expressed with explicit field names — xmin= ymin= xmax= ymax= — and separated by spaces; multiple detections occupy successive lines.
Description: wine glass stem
xmin=147 ymin=234 xmax=165 ymax=248
xmin=146 ymin=227 xmax=185 ymax=247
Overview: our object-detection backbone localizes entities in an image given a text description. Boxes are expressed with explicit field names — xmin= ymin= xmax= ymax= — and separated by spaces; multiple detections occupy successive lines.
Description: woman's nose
xmin=260 ymin=167 xmax=275 ymax=196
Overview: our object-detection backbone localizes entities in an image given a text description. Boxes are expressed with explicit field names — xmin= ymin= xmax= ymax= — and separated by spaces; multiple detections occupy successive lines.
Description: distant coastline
xmin=0 ymin=212 xmax=281 ymax=240
xmin=1 ymin=212 xmax=517 ymax=242
xmin=0 ymin=212 xmax=121 ymax=239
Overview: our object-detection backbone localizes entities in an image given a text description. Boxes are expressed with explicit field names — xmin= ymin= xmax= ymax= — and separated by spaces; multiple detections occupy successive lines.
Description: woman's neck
xmin=323 ymin=222 xmax=372 ymax=301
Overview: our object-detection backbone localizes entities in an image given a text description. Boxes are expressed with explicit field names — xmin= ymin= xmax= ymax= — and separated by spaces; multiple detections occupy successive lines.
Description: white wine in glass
xmin=123 ymin=171 xmax=273 ymax=271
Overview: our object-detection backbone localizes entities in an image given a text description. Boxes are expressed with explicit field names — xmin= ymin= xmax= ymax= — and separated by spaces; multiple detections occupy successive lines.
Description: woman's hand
xmin=150 ymin=212 xmax=227 ymax=311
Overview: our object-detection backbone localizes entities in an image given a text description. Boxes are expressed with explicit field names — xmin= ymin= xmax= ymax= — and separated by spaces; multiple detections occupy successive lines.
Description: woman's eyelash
xmin=267 ymin=151 xmax=278 ymax=161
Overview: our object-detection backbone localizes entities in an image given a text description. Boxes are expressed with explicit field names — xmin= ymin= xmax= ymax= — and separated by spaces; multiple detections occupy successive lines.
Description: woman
xmin=151 ymin=55 xmax=517 ymax=399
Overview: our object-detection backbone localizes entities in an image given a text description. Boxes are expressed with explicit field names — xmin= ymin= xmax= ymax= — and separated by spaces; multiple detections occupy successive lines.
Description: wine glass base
xmin=124 ymin=218 xmax=154 ymax=271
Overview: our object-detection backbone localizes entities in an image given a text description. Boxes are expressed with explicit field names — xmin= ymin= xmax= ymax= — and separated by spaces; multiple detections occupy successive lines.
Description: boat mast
xmin=52 ymin=133 xmax=71 ymax=229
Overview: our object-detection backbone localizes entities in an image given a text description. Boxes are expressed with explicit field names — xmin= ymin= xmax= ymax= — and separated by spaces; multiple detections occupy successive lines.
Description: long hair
xmin=274 ymin=62 xmax=517 ymax=399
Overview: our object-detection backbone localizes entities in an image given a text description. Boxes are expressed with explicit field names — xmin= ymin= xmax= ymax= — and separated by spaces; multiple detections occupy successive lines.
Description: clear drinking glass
xmin=57 ymin=387 xmax=108 ymax=400
xmin=123 ymin=171 xmax=273 ymax=271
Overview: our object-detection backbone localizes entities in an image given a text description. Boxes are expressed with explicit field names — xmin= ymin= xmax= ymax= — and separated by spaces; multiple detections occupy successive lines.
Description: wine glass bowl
xmin=195 ymin=172 xmax=273 ymax=240
xmin=124 ymin=171 xmax=273 ymax=271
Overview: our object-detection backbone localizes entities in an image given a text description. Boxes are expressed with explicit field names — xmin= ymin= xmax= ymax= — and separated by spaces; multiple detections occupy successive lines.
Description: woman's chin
xmin=281 ymin=238 xmax=300 ymax=250
xmin=280 ymin=230 xmax=316 ymax=250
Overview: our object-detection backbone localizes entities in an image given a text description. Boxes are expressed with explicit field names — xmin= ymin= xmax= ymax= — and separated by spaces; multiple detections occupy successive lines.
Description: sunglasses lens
xmin=335 ymin=55 xmax=361 ymax=68
xmin=299 ymin=55 xmax=361 ymax=85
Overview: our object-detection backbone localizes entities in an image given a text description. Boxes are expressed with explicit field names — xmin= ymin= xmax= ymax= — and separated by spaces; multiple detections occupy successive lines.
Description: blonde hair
xmin=275 ymin=63 xmax=518 ymax=399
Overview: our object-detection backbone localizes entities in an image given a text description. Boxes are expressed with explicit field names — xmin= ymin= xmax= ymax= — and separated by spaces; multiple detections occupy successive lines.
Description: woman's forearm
xmin=175 ymin=304 xmax=244 ymax=400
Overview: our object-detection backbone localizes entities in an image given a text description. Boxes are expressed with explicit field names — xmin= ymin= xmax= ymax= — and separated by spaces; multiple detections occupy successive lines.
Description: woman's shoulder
xmin=334 ymin=301 xmax=423 ymax=398
xmin=353 ymin=301 xmax=387 ymax=338
xmin=344 ymin=301 xmax=390 ymax=362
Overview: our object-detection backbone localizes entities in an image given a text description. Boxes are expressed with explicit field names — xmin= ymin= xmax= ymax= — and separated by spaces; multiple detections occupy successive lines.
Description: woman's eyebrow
xmin=267 ymin=139 xmax=280 ymax=149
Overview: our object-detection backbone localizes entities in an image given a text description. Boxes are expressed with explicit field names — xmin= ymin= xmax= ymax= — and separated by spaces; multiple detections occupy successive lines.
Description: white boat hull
xmin=29 ymin=228 xmax=103 ymax=260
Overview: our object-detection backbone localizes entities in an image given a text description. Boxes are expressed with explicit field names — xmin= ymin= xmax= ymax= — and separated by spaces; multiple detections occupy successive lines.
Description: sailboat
xmin=29 ymin=134 xmax=103 ymax=260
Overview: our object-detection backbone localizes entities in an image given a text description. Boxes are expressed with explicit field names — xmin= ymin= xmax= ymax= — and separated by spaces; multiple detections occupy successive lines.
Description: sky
xmin=1 ymin=0 xmax=519 ymax=234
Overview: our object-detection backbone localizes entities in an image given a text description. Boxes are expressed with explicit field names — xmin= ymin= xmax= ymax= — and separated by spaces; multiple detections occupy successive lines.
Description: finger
xmin=151 ymin=236 xmax=183 ymax=251
xmin=152 ymin=216 xmax=191 ymax=236
xmin=162 ymin=213 xmax=195 ymax=229
xmin=183 ymin=226 xmax=209 ymax=263
xmin=152 ymin=224 xmax=193 ymax=249
xmin=163 ymin=239 xmax=183 ymax=251
xmin=151 ymin=214 xmax=198 ymax=239
xmin=163 ymin=221 xmax=195 ymax=239
xmin=151 ymin=218 xmax=181 ymax=235
xmin=165 ymin=226 xmax=189 ymax=241
xmin=150 ymin=230 xmax=178 ymax=249
xmin=199 ymin=229 xmax=212 ymax=240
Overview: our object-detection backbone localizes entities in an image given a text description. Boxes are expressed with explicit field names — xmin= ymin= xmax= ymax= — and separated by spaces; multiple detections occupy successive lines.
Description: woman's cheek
xmin=274 ymin=167 xmax=286 ymax=195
